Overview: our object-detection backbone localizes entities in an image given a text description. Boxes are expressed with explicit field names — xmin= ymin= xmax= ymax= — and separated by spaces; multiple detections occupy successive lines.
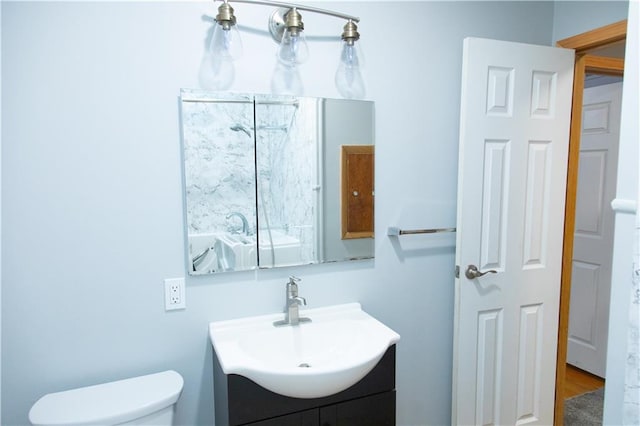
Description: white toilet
xmin=28 ymin=370 xmax=184 ymax=426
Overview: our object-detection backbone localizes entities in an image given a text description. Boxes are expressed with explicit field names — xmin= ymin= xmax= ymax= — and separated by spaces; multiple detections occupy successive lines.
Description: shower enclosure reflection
xmin=180 ymin=90 xmax=374 ymax=274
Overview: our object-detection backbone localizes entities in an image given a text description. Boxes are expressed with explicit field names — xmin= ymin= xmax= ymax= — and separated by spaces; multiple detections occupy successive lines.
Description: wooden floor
xmin=564 ymin=364 xmax=605 ymax=399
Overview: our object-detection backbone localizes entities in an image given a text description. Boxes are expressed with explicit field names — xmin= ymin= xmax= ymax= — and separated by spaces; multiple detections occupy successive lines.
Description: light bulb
xmin=210 ymin=20 xmax=243 ymax=61
xmin=335 ymin=41 xmax=365 ymax=99
xmin=276 ymin=9 xmax=309 ymax=66
xmin=199 ymin=1 xmax=243 ymax=90
xmin=277 ymin=28 xmax=309 ymax=66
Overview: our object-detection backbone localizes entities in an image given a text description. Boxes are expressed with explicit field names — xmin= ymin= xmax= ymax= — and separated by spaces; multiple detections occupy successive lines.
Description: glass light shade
xmin=271 ymin=61 xmax=304 ymax=95
xmin=276 ymin=27 xmax=309 ymax=66
xmin=199 ymin=52 xmax=235 ymax=90
xmin=210 ymin=22 xmax=243 ymax=60
xmin=199 ymin=22 xmax=243 ymax=90
xmin=335 ymin=41 xmax=365 ymax=99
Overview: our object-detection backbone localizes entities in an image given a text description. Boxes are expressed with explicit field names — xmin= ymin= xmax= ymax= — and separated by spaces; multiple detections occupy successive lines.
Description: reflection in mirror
xmin=179 ymin=90 xmax=374 ymax=275
xmin=181 ymin=91 xmax=258 ymax=274
xmin=341 ymin=145 xmax=374 ymax=239
xmin=255 ymin=96 xmax=319 ymax=268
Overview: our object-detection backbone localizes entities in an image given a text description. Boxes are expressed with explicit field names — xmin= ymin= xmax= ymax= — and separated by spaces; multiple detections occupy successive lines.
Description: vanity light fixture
xmin=270 ymin=7 xmax=308 ymax=95
xmin=275 ymin=8 xmax=309 ymax=66
xmin=335 ymin=20 xmax=365 ymax=99
xmin=213 ymin=0 xmax=243 ymax=60
xmin=203 ymin=0 xmax=365 ymax=98
xmin=201 ymin=0 xmax=244 ymax=90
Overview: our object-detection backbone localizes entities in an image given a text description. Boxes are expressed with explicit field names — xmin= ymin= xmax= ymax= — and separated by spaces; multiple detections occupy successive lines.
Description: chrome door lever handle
xmin=465 ymin=264 xmax=497 ymax=279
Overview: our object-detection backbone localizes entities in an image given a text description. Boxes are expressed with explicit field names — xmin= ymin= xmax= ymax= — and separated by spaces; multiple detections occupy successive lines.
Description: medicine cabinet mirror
xmin=180 ymin=89 xmax=375 ymax=275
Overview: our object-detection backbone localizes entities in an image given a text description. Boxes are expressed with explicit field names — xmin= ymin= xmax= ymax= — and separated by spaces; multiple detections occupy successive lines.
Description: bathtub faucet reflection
xmin=226 ymin=212 xmax=252 ymax=236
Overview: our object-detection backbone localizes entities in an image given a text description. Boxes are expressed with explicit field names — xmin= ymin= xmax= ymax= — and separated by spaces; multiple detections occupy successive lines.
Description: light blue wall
xmin=603 ymin=1 xmax=638 ymax=423
xmin=1 ymin=2 xmax=557 ymax=425
xmin=0 ymin=1 xmax=3 ymax=421
xmin=552 ymin=0 xmax=629 ymax=43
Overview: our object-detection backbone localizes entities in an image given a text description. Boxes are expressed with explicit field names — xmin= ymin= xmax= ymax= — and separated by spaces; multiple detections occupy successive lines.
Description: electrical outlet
xmin=164 ymin=278 xmax=186 ymax=311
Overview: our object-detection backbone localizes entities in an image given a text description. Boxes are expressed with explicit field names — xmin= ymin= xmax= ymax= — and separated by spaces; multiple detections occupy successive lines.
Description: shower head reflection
xmin=229 ymin=124 xmax=251 ymax=137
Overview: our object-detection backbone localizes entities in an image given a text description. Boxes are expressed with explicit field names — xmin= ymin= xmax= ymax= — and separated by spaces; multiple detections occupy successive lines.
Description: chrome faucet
xmin=226 ymin=212 xmax=251 ymax=235
xmin=274 ymin=276 xmax=311 ymax=327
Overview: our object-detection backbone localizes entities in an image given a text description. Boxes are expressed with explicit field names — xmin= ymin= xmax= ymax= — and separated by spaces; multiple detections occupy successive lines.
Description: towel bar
xmin=387 ymin=227 xmax=456 ymax=236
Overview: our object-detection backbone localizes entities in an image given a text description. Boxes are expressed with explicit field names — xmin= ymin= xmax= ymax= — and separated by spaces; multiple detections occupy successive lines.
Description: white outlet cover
xmin=164 ymin=278 xmax=186 ymax=310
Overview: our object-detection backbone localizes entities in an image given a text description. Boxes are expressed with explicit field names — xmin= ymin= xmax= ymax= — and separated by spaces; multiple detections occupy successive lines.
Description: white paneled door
xmin=453 ymin=38 xmax=574 ymax=425
xmin=568 ymin=82 xmax=623 ymax=378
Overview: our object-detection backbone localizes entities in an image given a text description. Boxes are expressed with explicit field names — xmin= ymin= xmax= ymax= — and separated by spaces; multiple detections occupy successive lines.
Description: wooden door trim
xmin=554 ymin=54 xmax=587 ymax=426
xmin=554 ymin=20 xmax=626 ymax=426
xmin=585 ymin=55 xmax=625 ymax=76
xmin=557 ymin=20 xmax=627 ymax=53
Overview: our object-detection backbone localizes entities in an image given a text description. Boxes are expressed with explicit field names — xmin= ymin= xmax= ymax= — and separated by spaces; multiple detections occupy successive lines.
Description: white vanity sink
xmin=208 ymin=303 xmax=400 ymax=399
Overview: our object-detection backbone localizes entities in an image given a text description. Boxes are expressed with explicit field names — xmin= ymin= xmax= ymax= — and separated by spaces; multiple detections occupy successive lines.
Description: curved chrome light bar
xmin=230 ymin=0 xmax=359 ymax=22
xmin=224 ymin=0 xmax=359 ymax=43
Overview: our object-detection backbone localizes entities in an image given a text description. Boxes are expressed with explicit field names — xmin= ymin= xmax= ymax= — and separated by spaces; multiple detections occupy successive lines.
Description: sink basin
xmin=208 ymin=303 xmax=400 ymax=399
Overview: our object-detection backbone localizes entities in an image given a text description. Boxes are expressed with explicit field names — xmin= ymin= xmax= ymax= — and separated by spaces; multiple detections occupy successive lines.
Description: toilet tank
xmin=29 ymin=370 xmax=184 ymax=426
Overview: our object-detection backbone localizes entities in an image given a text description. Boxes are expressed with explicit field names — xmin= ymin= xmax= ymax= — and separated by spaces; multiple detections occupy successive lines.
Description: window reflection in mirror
xmin=179 ymin=90 xmax=374 ymax=275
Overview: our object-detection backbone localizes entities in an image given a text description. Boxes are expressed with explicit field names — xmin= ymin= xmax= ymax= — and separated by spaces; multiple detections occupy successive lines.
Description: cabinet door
xmin=320 ymin=391 xmax=395 ymax=426
xmin=245 ymin=408 xmax=319 ymax=426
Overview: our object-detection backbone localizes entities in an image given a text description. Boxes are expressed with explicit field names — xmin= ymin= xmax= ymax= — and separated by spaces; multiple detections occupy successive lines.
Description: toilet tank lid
xmin=29 ymin=370 xmax=184 ymax=426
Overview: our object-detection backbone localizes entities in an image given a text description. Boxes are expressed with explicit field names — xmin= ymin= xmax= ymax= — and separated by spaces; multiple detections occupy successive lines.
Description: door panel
xmin=516 ymin=304 xmax=543 ymax=422
xmin=480 ymin=140 xmax=510 ymax=271
xmin=523 ymin=141 xmax=552 ymax=268
xmin=319 ymin=391 xmax=395 ymax=426
xmin=453 ymin=38 xmax=574 ymax=425
xmin=567 ymin=82 xmax=623 ymax=377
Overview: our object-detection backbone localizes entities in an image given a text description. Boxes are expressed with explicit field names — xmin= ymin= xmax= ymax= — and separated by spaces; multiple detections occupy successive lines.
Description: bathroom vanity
xmin=208 ymin=303 xmax=400 ymax=426
xmin=213 ymin=345 xmax=396 ymax=426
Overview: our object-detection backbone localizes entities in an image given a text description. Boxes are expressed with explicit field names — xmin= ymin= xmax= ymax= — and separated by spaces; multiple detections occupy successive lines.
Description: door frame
xmin=553 ymin=20 xmax=626 ymax=426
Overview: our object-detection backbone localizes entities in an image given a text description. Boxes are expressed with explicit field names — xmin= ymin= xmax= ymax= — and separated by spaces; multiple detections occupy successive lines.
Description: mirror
xmin=180 ymin=90 xmax=374 ymax=274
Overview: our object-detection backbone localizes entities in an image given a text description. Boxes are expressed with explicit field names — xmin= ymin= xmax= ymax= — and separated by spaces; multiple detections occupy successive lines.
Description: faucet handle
xmin=286 ymin=276 xmax=301 ymax=297
xmin=288 ymin=276 xmax=301 ymax=284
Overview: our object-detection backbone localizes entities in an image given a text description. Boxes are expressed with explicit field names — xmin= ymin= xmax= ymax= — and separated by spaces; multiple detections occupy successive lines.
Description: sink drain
xmin=298 ymin=363 xmax=311 ymax=368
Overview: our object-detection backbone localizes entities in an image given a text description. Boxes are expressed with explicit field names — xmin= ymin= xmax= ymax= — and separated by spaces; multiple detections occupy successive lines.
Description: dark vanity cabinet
xmin=213 ymin=345 xmax=396 ymax=426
